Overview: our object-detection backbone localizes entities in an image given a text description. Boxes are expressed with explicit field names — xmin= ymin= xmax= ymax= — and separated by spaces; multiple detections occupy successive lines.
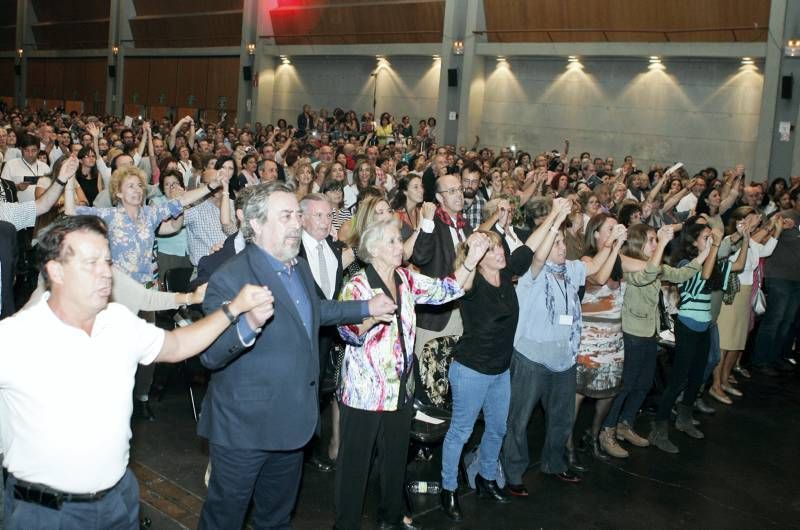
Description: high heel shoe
xmin=582 ymin=430 xmax=609 ymax=461
xmin=440 ymin=489 xmax=462 ymax=521
xmin=475 ymin=474 xmax=511 ymax=503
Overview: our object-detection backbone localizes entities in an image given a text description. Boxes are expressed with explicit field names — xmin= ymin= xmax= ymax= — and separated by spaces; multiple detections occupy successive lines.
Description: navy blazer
xmin=192 ymin=232 xmax=238 ymax=289
xmin=198 ymin=243 xmax=365 ymax=451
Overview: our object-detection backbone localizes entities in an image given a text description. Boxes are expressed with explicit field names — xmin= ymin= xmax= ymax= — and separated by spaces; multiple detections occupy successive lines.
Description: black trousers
xmin=656 ymin=319 xmax=711 ymax=421
xmin=334 ymin=402 xmax=413 ymax=530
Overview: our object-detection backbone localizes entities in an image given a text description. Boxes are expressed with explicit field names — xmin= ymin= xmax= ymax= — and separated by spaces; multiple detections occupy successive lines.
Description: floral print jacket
xmin=337 ymin=266 xmax=463 ymax=411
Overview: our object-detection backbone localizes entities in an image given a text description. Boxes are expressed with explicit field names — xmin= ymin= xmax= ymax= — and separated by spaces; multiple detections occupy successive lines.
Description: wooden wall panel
xmin=123 ymin=58 xmax=150 ymax=105
xmin=146 ymin=58 xmax=178 ymax=106
xmin=26 ymin=60 xmax=47 ymax=99
xmin=80 ymin=59 xmax=107 ymax=114
xmin=0 ymin=59 xmax=14 ymax=97
xmin=31 ymin=0 xmax=109 ymax=22
xmin=205 ymin=57 xmax=239 ymax=112
xmin=43 ymin=61 xmax=65 ymax=100
xmin=269 ymin=1 xmax=444 ymax=44
xmin=0 ymin=24 xmax=15 ymax=51
xmin=482 ymin=0 xmax=770 ymax=42
xmin=176 ymin=58 xmax=209 ymax=108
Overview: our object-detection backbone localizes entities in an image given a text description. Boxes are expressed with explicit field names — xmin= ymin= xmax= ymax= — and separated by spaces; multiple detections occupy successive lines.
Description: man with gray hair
xmin=197 ymin=183 xmax=397 ymax=529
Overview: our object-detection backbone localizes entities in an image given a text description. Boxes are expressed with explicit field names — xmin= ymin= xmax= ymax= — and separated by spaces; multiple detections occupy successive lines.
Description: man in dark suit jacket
xmin=410 ymin=174 xmax=472 ymax=355
xmin=0 ymin=220 xmax=18 ymax=318
xmin=197 ymin=183 xmax=396 ymax=530
xmin=296 ymin=104 xmax=313 ymax=136
xmin=297 ymin=193 xmax=356 ymax=472
xmin=192 ymin=232 xmax=240 ymax=288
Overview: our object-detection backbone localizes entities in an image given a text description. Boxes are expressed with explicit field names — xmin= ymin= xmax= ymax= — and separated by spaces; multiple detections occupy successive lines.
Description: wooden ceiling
xmin=30 ymin=0 xmax=109 ymax=49
xmin=482 ymin=0 xmax=771 ymax=42
xmin=268 ymin=0 xmax=445 ymax=44
xmin=129 ymin=0 xmax=243 ymax=48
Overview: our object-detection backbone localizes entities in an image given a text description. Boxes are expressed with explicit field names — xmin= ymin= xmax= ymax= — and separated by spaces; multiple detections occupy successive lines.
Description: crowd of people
xmin=0 ymin=101 xmax=799 ymax=529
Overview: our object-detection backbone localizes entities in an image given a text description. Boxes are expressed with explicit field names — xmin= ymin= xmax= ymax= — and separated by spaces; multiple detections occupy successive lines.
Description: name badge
xmin=558 ymin=314 xmax=573 ymax=326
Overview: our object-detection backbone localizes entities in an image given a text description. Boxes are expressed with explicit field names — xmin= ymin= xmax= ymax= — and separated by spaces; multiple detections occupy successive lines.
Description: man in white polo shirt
xmin=0 ymin=215 xmax=274 ymax=530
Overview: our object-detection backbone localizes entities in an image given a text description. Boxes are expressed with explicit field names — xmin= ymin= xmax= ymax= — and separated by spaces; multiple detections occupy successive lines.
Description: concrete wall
xmin=479 ymin=57 xmax=764 ymax=175
xmin=266 ymin=55 xmax=441 ymax=127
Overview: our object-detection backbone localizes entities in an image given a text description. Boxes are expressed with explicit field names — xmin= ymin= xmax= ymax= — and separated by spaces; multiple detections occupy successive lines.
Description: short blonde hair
xmin=454 ymin=230 xmax=502 ymax=271
xmin=110 ymin=166 xmax=147 ymax=206
xmin=358 ymin=217 xmax=402 ymax=264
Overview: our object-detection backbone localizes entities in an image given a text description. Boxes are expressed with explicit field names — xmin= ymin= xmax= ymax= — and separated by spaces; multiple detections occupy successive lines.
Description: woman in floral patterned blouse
xmin=333 ymin=217 xmax=490 ymax=530
xmin=65 ymin=165 xmax=220 ymax=287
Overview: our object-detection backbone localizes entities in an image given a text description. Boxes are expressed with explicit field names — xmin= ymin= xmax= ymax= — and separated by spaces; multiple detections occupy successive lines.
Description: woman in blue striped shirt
xmin=650 ymin=221 xmax=721 ymax=453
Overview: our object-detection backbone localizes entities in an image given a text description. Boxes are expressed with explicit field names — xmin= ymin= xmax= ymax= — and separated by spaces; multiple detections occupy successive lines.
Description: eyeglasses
xmin=438 ymin=187 xmax=464 ymax=196
xmin=462 ymin=178 xmax=480 ymax=186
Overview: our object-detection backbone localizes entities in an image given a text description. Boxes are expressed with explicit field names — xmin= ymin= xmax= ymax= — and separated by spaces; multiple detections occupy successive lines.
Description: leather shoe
xmin=132 ymin=400 xmax=155 ymax=422
xmin=776 ymin=359 xmax=796 ymax=372
xmin=306 ymin=455 xmax=335 ymax=472
xmin=475 ymin=474 xmax=511 ymax=503
xmin=439 ymin=489 xmax=462 ymax=521
xmin=506 ymin=483 xmax=529 ymax=497
xmin=552 ymin=470 xmax=582 ymax=484
xmin=566 ymin=446 xmax=588 ymax=473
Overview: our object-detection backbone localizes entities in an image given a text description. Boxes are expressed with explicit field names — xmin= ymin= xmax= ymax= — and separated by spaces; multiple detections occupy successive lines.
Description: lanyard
xmin=21 ymin=159 xmax=39 ymax=177
xmin=552 ymin=274 xmax=569 ymax=314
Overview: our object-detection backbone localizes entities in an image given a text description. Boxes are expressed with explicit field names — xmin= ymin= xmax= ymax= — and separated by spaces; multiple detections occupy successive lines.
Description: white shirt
xmin=0 ymin=295 xmax=165 ymax=493
xmin=420 ymin=216 xmax=463 ymax=248
xmin=343 ymin=184 xmax=359 ymax=209
xmin=495 ymin=222 xmax=523 ymax=252
xmin=727 ymin=236 xmax=778 ymax=285
xmin=0 ymin=157 xmax=51 ymax=202
xmin=96 ymin=152 xmax=143 ymax=189
xmin=676 ymin=193 xmax=698 ymax=214
xmin=302 ymin=231 xmax=338 ymax=300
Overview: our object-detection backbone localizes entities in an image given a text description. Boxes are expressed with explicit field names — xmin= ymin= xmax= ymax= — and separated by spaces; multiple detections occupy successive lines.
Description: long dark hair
xmin=389 ymin=174 xmax=421 ymax=212
xmin=77 ymin=146 xmax=99 ymax=181
xmin=671 ymin=222 xmax=707 ymax=265
xmin=583 ymin=213 xmax=622 ymax=281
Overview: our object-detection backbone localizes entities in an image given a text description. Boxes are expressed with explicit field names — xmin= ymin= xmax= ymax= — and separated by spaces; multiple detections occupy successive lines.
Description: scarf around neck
xmin=543 ymin=261 xmax=582 ymax=356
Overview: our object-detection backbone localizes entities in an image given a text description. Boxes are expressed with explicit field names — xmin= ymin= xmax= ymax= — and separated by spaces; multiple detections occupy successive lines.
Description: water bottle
xmin=406 ymin=480 xmax=441 ymax=495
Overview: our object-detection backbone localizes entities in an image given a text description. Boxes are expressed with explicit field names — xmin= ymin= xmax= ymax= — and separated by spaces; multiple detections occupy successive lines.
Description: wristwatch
xmin=220 ymin=301 xmax=237 ymax=324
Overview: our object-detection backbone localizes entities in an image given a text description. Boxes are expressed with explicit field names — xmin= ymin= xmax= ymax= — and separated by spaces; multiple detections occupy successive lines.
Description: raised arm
xmin=524 ymin=197 xmax=567 ymax=253
xmin=530 ymin=198 xmax=570 ymax=279
xmin=36 ymin=157 xmax=77 ymax=215
xmin=661 ymin=184 xmax=692 ymax=214
xmin=169 ymin=116 xmax=189 ymax=151
xmin=585 ymin=223 xmax=626 ymax=284
xmin=453 ymin=232 xmax=490 ymax=291
xmin=186 ymin=117 xmax=196 ymax=148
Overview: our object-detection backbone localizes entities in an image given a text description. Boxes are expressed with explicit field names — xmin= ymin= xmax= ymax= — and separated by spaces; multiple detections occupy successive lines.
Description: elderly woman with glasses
xmin=334 ymin=218 xmax=490 ymax=530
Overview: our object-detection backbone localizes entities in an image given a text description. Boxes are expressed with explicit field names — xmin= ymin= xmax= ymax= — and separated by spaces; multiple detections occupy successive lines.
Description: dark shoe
xmin=582 ymin=430 xmax=609 ymax=461
xmin=506 ymin=483 xmax=529 ymax=497
xmin=132 ymin=400 xmax=155 ymax=422
xmin=552 ymin=470 xmax=582 ymax=484
xmin=675 ymin=404 xmax=704 ymax=439
xmin=695 ymin=396 xmax=717 ymax=413
xmin=753 ymin=364 xmax=780 ymax=377
xmin=475 ymin=474 xmax=511 ymax=503
xmin=439 ymin=489 xmax=462 ymax=521
xmin=566 ymin=446 xmax=588 ymax=473
xmin=306 ymin=455 xmax=335 ymax=472
xmin=776 ymin=359 xmax=796 ymax=372
xmin=648 ymin=420 xmax=679 ymax=454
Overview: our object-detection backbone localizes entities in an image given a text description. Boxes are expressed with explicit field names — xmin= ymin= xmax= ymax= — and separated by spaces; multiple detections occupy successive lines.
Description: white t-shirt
xmin=0 ymin=295 xmax=164 ymax=493
xmin=0 ymin=157 xmax=51 ymax=202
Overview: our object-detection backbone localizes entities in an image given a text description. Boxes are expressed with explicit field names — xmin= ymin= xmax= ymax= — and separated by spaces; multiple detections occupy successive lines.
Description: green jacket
xmin=622 ymin=259 xmax=701 ymax=337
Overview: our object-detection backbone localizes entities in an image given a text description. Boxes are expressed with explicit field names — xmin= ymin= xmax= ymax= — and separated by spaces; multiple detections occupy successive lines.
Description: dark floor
xmin=125 ymin=366 xmax=800 ymax=530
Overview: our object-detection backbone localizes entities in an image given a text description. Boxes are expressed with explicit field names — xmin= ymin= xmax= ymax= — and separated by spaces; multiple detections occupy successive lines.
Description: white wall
xmin=267 ymin=55 xmax=441 ymax=127
xmin=479 ymin=57 xmax=764 ymax=174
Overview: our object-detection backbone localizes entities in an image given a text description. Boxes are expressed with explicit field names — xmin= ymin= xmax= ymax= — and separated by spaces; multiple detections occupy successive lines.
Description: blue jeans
xmin=656 ymin=319 xmax=710 ymax=421
xmin=703 ymin=323 xmax=720 ymax=383
xmin=501 ymin=351 xmax=576 ymax=483
xmin=441 ymin=361 xmax=510 ymax=492
xmin=603 ymin=333 xmax=658 ymax=429
xmin=2 ymin=468 xmax=140 ymax=530
xmin=753 ymin=278 xmax=800 ymax=366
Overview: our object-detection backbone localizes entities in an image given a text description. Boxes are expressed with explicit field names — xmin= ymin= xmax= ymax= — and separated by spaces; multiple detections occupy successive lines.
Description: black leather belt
xmin=3 ymin=468 xmax=117 ymax=510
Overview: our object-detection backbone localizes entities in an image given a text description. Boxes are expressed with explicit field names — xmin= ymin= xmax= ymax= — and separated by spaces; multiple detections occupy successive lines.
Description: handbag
xmin=752 ymin=288 xmax=767 ymax=316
